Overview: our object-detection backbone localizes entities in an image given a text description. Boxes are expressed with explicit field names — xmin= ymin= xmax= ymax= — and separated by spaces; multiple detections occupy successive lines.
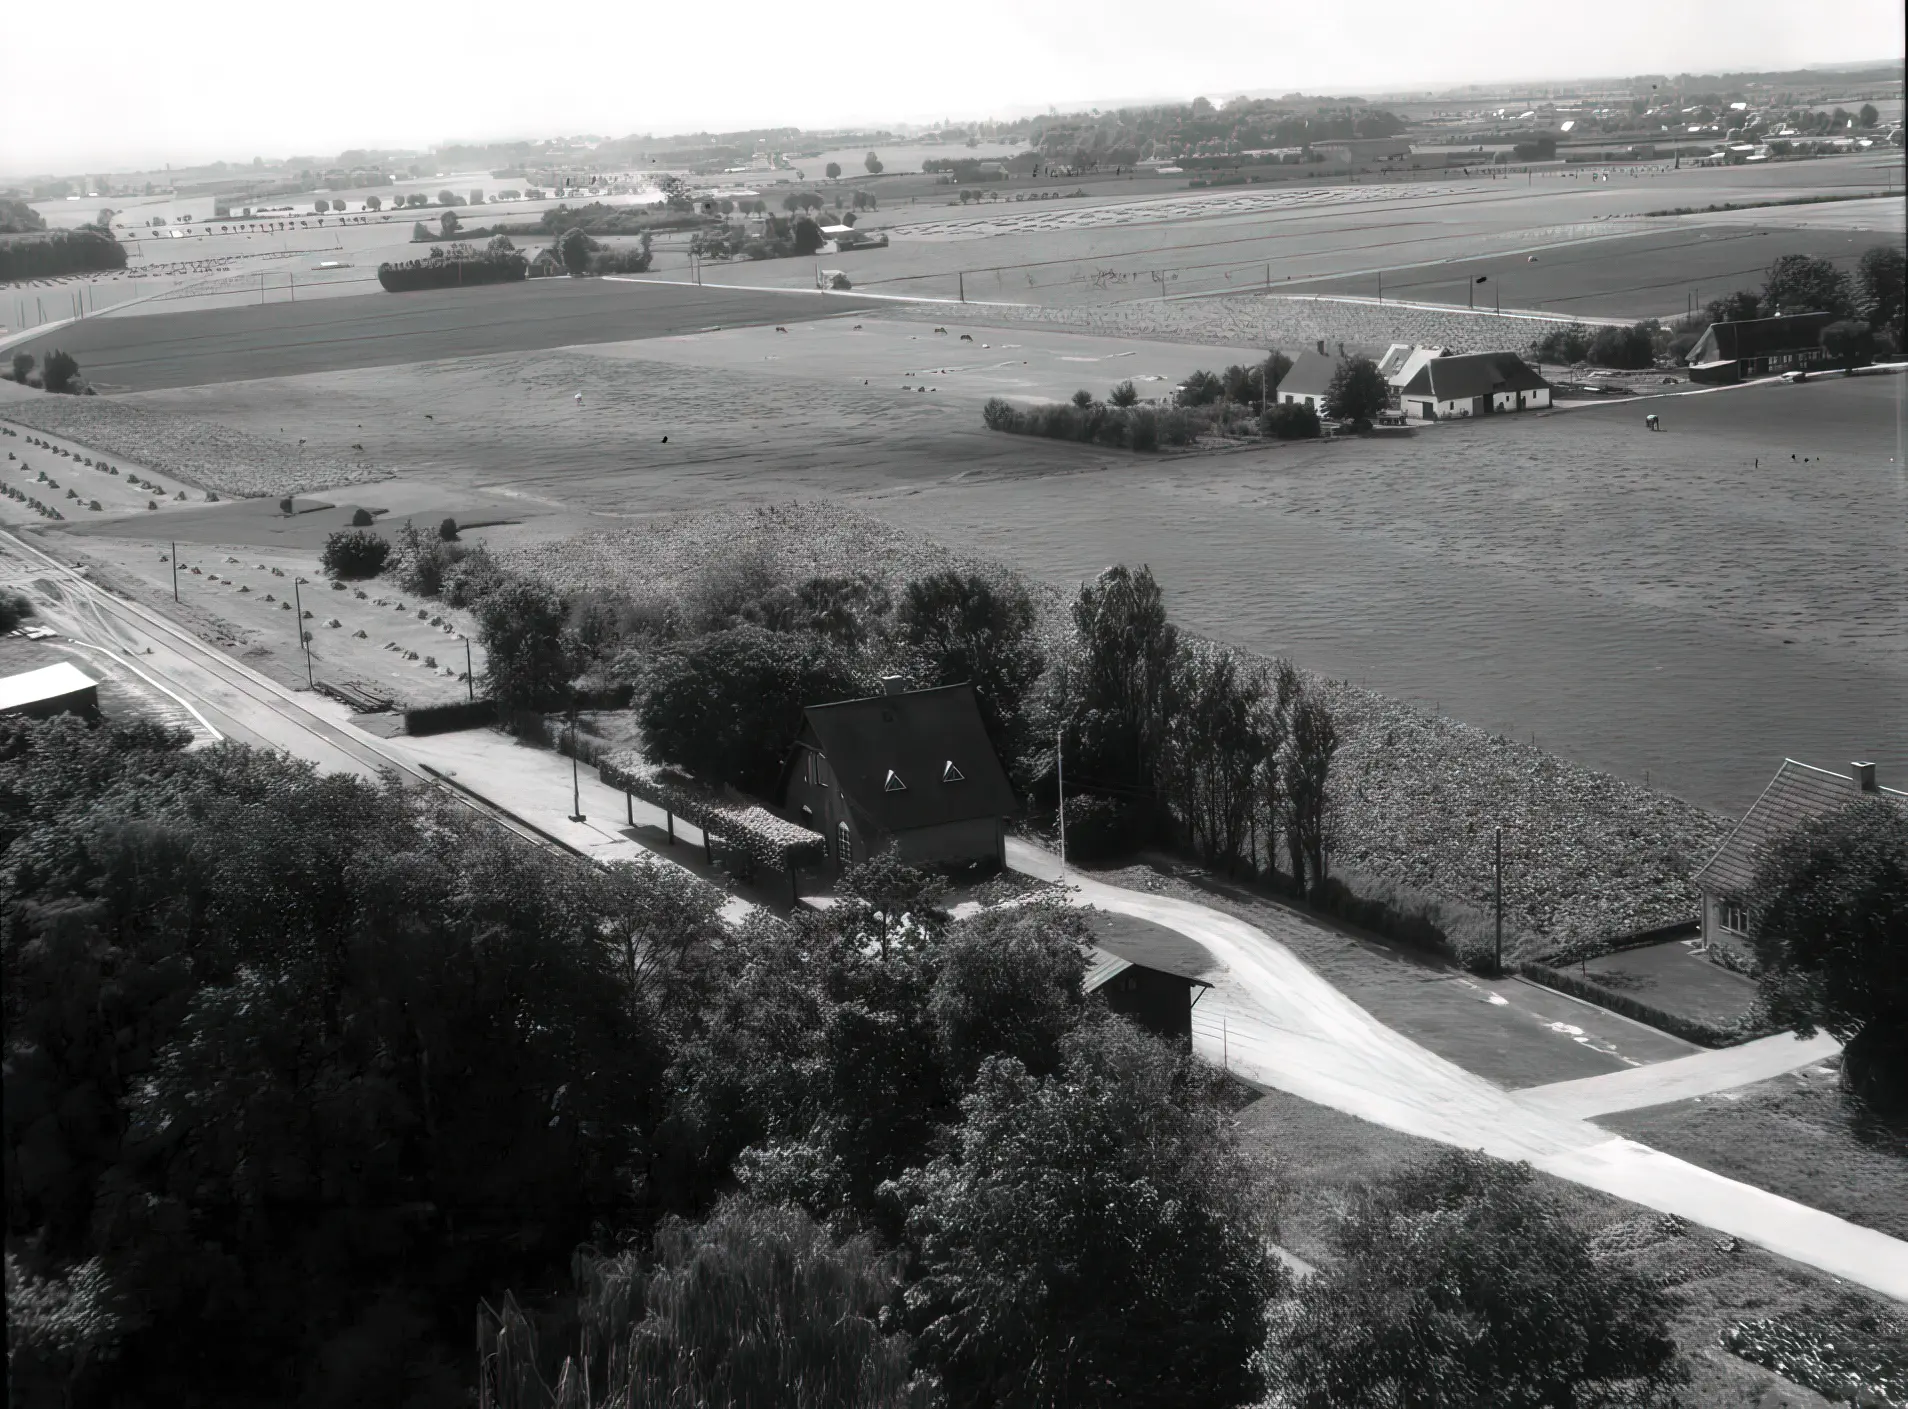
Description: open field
xmin=9 ymin=153 xmax=1896 ymax=341
xmin=1598 ymin=1062 xmax=1908 ymax=1244
xmin=3 ymin=279 xmax=877 ymax=391
xmin=1286 ymin=223 xmax=1895 ymax=320
xmin=1243 ymin=1084 xmax=1891 ymax=1407
xmin=33 ymin=313 xmax=1902 ymax=813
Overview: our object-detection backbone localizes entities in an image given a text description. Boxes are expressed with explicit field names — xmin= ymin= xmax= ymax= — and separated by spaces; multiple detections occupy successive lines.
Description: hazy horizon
xmin=4 ymin=0 xmax=1902 ymax=177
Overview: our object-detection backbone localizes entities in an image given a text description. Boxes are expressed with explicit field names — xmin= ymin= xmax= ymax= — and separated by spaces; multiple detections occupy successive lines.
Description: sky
xmin=4 ymin=0 xmax=1902 ymax=176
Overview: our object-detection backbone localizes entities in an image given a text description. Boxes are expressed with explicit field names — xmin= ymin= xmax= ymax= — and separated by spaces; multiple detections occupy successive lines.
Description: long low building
xmin=0 ymin=661 xmax=100 ymax=722
xmin=1398 ymin=351 xmax=1551 ymax=420
xmin=1686 ymin=311 xmax=1837 ymax=383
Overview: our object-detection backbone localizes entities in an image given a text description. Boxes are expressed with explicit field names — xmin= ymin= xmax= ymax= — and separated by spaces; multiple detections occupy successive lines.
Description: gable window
xmin=837 ymin=820 xmax=851 ymax=861
xmin=1719 ymin=900 xmax=1749 ymax=935
xmin=943 ymin=760 xmax=965 ymax=783
xmin=884 ymin=769 xmax=907 ymax=793
xmin=814 ymin=755 xmax=828 ymax=788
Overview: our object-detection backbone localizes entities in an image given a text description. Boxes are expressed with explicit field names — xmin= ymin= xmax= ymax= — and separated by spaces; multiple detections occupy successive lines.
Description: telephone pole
xmin=1056 ymin=726 xmax=1066 ymax=872
xmin=1494 ymin=827 xmax=1504 ymax=973
xmin=292 ymin=577 xmax=313 ymax=686
xmin=170 ymin=541 xmax=178 ymax=601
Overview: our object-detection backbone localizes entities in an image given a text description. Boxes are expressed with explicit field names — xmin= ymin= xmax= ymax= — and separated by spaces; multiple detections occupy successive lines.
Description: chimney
xmin=1316 ymin=338 xmax=1326 ymax=355
xmin=881 ymin=674 xmax=908 ymax=696
xmin=1852 ymin=761 xmax=1878 ymax=793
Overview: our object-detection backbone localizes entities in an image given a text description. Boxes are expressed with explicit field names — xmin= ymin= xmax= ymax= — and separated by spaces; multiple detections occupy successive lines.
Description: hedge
xmin=377 ymin=251 xmax=527 ymax=292
xmin=598 ymin=751 xmax=824 ymax=875
xmin=0 ymin=227 xmax=128 ymax=281
xmin=404 ymin=699 xmax=498 ymax=735
xmin=1517 ymin=959 xmax=1773 ymax=1049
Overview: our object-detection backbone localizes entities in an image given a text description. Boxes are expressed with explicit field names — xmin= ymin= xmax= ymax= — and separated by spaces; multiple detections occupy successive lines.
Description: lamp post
xmin=567 ymin=701 xmax=585 ymax=823
xmin=292 ymin=577 xmax=313 ymax=687
xmin=1056 ymin=726 xmax=1066 ymax=872
xmin=1494 ymin=826 xmax=1504 ymax=974
xmin=462 ymin=635 xmax=473 ymax=701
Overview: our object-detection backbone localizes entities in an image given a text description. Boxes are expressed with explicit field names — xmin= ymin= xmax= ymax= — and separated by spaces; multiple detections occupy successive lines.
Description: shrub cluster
xmin=376 ymin=247 xmax=526 ymax=291
xmin=0 ymin=226 xmax=127 ymax=281
xmin=982 ymin=396 xmax=1191 ymax=449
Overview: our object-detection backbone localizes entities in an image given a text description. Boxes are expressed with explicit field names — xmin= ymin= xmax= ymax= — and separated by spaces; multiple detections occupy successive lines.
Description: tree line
xmin=0 ymin=225 xmax=128 ymax=282
xmin=4 ymin=716 xmax=1699 ymax=1409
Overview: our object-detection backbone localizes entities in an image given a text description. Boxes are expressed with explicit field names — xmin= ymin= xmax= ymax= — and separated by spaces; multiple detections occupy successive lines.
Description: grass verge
xmin=1241 ymin=1083 xmax=1901 ymax=1408
xmin=1597 ymin=1061 xmax=1908 ymax=1243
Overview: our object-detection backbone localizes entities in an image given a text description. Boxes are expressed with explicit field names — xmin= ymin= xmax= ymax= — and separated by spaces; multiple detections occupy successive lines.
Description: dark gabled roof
xmin=1277 ymin=349 xmax=1338 ymax=398
xmin=1693 ymin=311 xmax=1837 ymax=363
xmin=1081 ymin=909 xmax=1217 ymax=988
xmin=1693 ymin=759 xmax=1908 ymax=896
xmin=1400 ymin=351 xmax=1550 ymax=401
xmin=792 ymin=682 xmax=1017 ymax=833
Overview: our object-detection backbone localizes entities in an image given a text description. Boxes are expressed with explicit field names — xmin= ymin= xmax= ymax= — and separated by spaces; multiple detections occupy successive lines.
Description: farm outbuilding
xmin=1691 ymin=759 xmax=1904 ymax=966
xmin=1081 ymin=911 xmax=1214 ymax=1049
xmin=1685 ymin=311 xmax=1837 ymax=383
xmin=780 ymin=679 xmax=1016 ymax=880
xmin=1398 ymin=351 xmax=1550 ymax=419
xmin=0 ymin=661 xmax=101 ymax=722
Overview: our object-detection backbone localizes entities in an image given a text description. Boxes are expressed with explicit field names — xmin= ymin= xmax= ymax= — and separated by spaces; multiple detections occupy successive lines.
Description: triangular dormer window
xmin=884 ymin=770 xmax=907 ymax=792
xmin=943 ymin=761 xmax=965 ymax=783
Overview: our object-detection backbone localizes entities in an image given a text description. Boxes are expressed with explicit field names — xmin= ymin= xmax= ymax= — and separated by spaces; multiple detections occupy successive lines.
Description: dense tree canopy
xmin=1323 ymin=357 xmax=1388 ymax=427
xmin=1749 ymin=796 xmax=1908 ymax=1112
xmin=1267 ymin=1151 xmax=1684 ymax=1408
xmin=1764 ymin=254 xmax=1853 ymax=318
xmin=896 ymin=571 xmax=1045 ymax=773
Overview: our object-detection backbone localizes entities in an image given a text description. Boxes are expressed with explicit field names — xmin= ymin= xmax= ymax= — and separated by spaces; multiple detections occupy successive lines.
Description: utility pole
xmin=958 ymin=270 xmax=965 ymax=302
xmin=1056 ymin=726 xmax=1066 ymax=871
xmin=462 ymin=636 xmax=473 ymax=700
xmin=292 ymin=577 xmax=313 ymax=686
xmin=567 ymin=702 xmax=585 ymax=822
xmin=1494 ymin=827 xmax=1504 ymax=974
xmin=170 ymin=541 xmax=178 ymax=601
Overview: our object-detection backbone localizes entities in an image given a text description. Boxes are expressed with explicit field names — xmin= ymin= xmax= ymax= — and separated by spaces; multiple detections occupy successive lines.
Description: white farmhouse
xmin=1397 ymin=352 xmax=1550 ymax=420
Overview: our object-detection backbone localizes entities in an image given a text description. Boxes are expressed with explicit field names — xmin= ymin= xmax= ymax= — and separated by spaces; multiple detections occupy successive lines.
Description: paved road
xmin=1007 ymin=840 xmax=1908 ymax=1303
xmin=1513 ymin=1030 xmax=1844 ymax=1120
xmin=7 ymin=279 xmax=879 ymax=391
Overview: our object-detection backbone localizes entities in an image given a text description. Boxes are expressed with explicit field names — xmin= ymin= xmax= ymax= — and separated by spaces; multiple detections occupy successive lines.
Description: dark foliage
xmin=1764 ymin=253 xmax=1854 ymax=318
xmin=896 ymin=571 xmax=1044 ymax=776
xmin=1267 ymin=1151 xmax=1685 ymax=1408
xmin=1533 ymin=323 xmax=1593 ymax=365
xmin=476 ymin=576 xmax=573 ymax=709
xmin=1749 ymin=796 xmax=1908 ymax=1113
xmin=41 ymin=349 xmax=81 ymax=394
xmin=1323 ymin=357 xmax=1388 ymax=426
xmin=894 ymin=1020 xmax=1277 ymax=1409
xmin=1819 ymin=318 xmax=1877 ymax=369
xmin=1587 ymin=323 xmax=1657 ymax=370
xmin=1857 ymin=244 xmax=1905 ymax=337
xmin=1260 ymin=401 xmax=1320 ymax=439
xmin=319 ymin=528 xmax=391 ymax=579
xmin=638 ymin=626 xmax=863 ymax=794
xmin=377 ymin=249 xmax=526 ymax=291
xmin=0 ymin=226 xmax=127 ymax=281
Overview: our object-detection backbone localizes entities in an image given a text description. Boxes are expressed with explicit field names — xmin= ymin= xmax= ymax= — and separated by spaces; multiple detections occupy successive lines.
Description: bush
xmin=1534 ymin=323 xmax=1593 ymax=364
xmin=1060 ymin=793 xmax=1150 ymax=861
xmin=320 ymin=528 xmax=391 ymax=579
xmin=350 ymin=507 xmax=374 ymax=527
xmin=39 ymin=350 xmax=81 ymax=395
xmin=1260 ymin=401 xmax=1320 ymax=439
xmin=10 ymin=352 xmax=32 ymax=383
xmin=438 ymin=516 xmax=459 ymax=541
xmin=378 ymin=249 xmax=525 ymax=292
xmin=1268 ymin=1151 xmax=1685 ymax=1408
xmin=1110 ymin=380 xmax=1139 ymax=407
xmin=1587 ymin=322 xmax=1656 ymax=369
xmin=1820 ymin=319 xmax=1877 ymax=369
xmin=0 ymin=588 xmax=33 ymax=633
xmin=981 ymin=397 xmax=1019 ymax=431
xmin=0 ymin=227 xmax=127 ymax=281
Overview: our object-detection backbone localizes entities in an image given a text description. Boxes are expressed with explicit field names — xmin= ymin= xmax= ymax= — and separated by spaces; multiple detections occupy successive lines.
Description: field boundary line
xmin=1265 ymin=293 xmax=1630 ymax=326
xmin=599 ymin=275 xmax=1031 ymax=308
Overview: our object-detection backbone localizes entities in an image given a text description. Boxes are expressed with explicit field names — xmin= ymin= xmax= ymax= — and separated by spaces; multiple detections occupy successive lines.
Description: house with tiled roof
xmin=1082 ymin=910 xmax=1214 ymax=1048
xmin=1273 ymin=348 xmax=1338 ymax=412
xmin=1692 ymin=759 xmax=1905 ymax=961
xmin=780 ymin=678 xmax=1017 ymax=879
xmin=1397 ymin=351 xmax=1551 ymax=420
xmin=1686 ymin=311 xmax=1837 ymax=383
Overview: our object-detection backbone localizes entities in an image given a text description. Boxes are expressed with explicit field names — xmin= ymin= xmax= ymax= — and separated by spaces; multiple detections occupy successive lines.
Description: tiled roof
xmin=1082 ymin=910 xmax=1216 ymax=987
xmin=1693 ymin=311 xmax=1837 ymax=363
xmin=1276 ymin=349 xmax=1338 ymax=398
xmin=1693 ymin=759 xmax=1908 ymax=896
xmin=793 ymin=682 xmax=1017 ymax=833
xmin=1400 ymin=351 xmax=1549 ymax=401
xmin=0 ymin=662 xmax=97 ymax=712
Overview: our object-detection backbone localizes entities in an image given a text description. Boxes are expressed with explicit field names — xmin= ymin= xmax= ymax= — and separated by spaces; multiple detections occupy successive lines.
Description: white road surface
xmin=1009 ymin=840 xmax=1908 ymax=1303
xmin=1513 ymin=1029 xmax=1844 ymax=1121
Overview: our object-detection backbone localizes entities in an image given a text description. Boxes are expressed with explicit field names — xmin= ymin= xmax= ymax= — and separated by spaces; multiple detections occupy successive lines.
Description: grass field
xmin=1285 ymin=223 xmax=1896 ymax=320
xmin=1241 ymin=1084 xmax=1889 ymax=1407
xmin=4 ymin=279 xmax=879 ymax=391
xmin=1598 ymin=1062 xmax=1908 ymax=1244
